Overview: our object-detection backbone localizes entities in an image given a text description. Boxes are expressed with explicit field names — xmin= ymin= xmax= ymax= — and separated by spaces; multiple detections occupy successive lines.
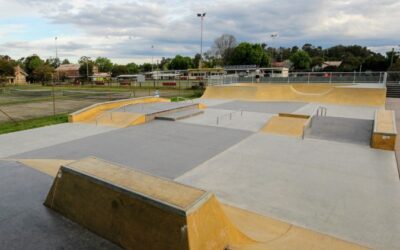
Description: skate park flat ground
xmin=1 ymin=83 xmax=399 ymax=249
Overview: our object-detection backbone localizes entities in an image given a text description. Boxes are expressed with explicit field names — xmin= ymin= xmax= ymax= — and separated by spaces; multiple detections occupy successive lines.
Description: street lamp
xmin=197 ymin=12 xmax=206 ymax=68
xmin=270 ymin=33 xmax=278 ymax=64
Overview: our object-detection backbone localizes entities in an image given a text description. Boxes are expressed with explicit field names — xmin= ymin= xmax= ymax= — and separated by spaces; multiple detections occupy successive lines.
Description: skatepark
xmin=1 ymin=82 xmax=399 ymax=249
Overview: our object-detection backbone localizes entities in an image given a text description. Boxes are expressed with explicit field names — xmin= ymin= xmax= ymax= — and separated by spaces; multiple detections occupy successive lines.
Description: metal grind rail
xmin=216 ymin=110 xmax=243 ymax=125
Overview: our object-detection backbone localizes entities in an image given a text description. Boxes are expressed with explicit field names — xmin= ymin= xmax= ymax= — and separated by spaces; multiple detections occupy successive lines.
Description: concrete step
xmin=155 ymin=109 xmax=204 ymax=121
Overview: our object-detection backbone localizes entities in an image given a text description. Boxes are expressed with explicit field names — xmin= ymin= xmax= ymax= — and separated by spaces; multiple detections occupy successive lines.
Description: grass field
xmin=0 ymin=114 xmax=68 ymax=135
xmin=0 ymin=83 xmax=204 ymax=133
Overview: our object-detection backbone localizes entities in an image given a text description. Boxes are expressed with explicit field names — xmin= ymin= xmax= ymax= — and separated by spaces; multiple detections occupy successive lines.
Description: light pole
xmin=151 ymin=45 xmax=155 ymax=88
xmin=197 ymin=12 xmax=206 ymax=69
xmin=270 ymin=33 xmax=278 ymax=64
xmin=52 ymin=37 xmax=58 ymax=116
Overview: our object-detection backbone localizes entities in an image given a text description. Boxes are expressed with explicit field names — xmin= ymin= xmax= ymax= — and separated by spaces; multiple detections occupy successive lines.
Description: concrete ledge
xmin=371 ymin=110 xmax=397 ymax=150
xmin=68 ymin=96 xmax=170 ymax=123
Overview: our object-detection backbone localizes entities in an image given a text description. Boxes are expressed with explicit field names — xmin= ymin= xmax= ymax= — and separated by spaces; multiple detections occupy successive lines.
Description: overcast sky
xmin=0 ymin=0 xmax=399 ymax=64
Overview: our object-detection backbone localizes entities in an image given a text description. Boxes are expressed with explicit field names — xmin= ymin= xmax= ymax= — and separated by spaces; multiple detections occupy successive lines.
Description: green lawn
xmin=0 ymin=114 xmax=68 ymax=135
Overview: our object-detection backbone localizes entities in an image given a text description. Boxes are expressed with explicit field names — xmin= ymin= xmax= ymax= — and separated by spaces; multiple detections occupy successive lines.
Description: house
xmin=312 ymin=61 xmax=342 ymax=71
xmin=7 ymin=65 xmax=28 ymax=85
xmin=55 ymin=64 xmax=80 ymax=80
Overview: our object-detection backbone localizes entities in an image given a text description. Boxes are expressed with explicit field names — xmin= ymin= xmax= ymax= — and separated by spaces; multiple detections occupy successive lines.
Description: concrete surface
xmin=202 ymin=84 xmax=386 ymax=107
xmin=114 ymin=102 xmax=193 ymax=114
xmin=180 ymin=108 xmax=273 ymax=132
xmin=305 ymin=116 xmax=374 ymax=145
xmin=155 ymin=109 xmax=204 ymax=121
xmin=176 ymin=133 xmax=400 ymax=250
xmin=211 ymin=101 xmax=307 ymax=114
xmin=293 ymin=103 xmax=377 ymax=120
xmin=0 ymin=160 xmax=120 ymax=250
xmin=385 ymin=98 xmax=400 ymax=176
xmin=0 ymin=123 xmax=115 ymax=158
xmin=193 ymin=98 xmax=233 ymax=107
xmin=261 ymin=116 xmax=308 ymax=137
xmin=12 ymin=121 xmax=251 ymax=179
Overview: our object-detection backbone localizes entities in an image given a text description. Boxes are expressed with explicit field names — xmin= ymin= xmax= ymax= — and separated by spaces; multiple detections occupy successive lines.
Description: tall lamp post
xmin=270 ymin=33 xmax=278 ymax=65
xmin=197 ymin=12 xmax=206 ymax=69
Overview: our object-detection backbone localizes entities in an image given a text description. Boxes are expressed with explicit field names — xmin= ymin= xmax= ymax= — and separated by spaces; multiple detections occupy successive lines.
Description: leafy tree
xmin=193 ymin=53 xmax=201 ymax=68
xmin=22 ymin=55 xmax=44 ymax=81
xmin=126 ymin=62 xmax=139 ymax=74
xmin=159 ymin=57 xmax=171 ymax=70
xmin=290 ymin=50 xmax=312 ymax=70
xmin=168 ymin=55 xmax=193 ymax=70
xmin=229 ymin=42 xmax=270 ymax=66
xmin=339 ymin=54 xmax=362 ymax=71
xmin=0 ymin=59 xmax=15 ymax=81
xmin=79 ymin=56 xmax=94 ymax=78
xmin=111 ymin=64 xmax=129 ymax=77
xmin=141 ymin=63 xmax=153 ymax=72
xmin=46 ymin=57 xmax=60 ymax=68
xmin=363 ymin=54 xmax=388 ymax=71
xmin=33 ymin=64 xmax=54 ymax=82
xmin=95 ymin=57 xmax=113 ymax=72
xmin=311 ymin=56 xmax=324 ymax=68
xmin=61 ymin=59 xmax=70 ymax=64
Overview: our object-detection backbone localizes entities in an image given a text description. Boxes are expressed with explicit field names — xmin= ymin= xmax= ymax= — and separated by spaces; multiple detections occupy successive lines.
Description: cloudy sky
xmin=0 ymin=0 xmax=399 ymax=64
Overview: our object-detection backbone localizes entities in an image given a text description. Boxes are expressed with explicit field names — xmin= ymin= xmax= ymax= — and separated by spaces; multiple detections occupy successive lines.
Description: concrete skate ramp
xmin=261 ymin=114 xmax=310 ymax=137
xmin=202 ymin=84 xmax=386 ymax=107
xmin=44 ymin=157 xmax=252 ymax=250
xmin=41 ymin=157 xmax=366 ymax=250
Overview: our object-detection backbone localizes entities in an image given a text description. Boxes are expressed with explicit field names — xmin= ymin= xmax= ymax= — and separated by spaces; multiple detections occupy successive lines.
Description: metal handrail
xmin=216 ymin=110 xmax=243 ymax=125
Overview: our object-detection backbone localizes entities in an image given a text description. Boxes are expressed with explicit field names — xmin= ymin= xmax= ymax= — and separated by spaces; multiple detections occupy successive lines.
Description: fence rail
xmin=208 ymin=71 xmax=400 ymax=85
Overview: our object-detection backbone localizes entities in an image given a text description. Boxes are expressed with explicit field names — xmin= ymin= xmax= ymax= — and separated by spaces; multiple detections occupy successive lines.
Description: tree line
xmin=1 ymin=34 xmax=399 ymax=82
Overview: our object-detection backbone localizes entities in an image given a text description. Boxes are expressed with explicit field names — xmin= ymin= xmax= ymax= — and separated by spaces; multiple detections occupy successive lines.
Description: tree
xmin=0 ymin=59 xmax=15 ymax=82
xmin=22 ymin=55 xmax=44 ymax=81
xmin=311 ymin=56 xmax=324 ymax=69
xmin=95 ymin=57 xmax=113 ymax=72
xmin=168 ymin=55 xmax=193 ymax=70
xmin=61 ymin=59 xmax=70 ymax=65
xmin=111 ymin=64 xmax=128 ymax=77
xmin=33 ymin=64 xmax=54 ymax=82
xmin=79 ymin=56 xmax=94 ymax=78
xmin=229 ymin=42 xmax=270 ymax=66
xmin=126 ymin=63 xmax=139 ymax=74
xmin=212 ymin=34 xmax=237 ymax=65
xmin=46 ymin=57 xmax=60 ymax=68
xmin=159 ymin=57 xmax=171 ymax=70
xmin=290 ymin=50 xmax=312 ymax=70
xmin=193 ymin=53 xmax=201 ymax=68
xmin=141 ymin=63 xmax=153 ymax=72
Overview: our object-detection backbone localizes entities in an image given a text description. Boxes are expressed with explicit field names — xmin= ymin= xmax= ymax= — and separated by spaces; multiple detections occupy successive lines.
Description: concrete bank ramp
xmin=44 ymin=157 xmax=251 ymax=250
xmin=202 ymin=84 xmax=386 ymax=107
xmin=41 ymin=157 xmax=367 ymax=250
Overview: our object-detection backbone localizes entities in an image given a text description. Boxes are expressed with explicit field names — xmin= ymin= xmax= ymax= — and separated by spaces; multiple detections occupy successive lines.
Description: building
xmin=312 ymin=61 xmax=342 ymax=71
xmin=7 ymin=65 xmax=28 ymax=85
xmin=187 ymin=68 xmax=225 ymax=80
xmin=55 ymin=64 xmax=80 ymax=80
xmin=224 ymin=65 xmax=289 ymax=78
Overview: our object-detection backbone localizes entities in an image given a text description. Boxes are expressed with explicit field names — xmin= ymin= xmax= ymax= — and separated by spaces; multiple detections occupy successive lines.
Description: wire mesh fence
xmin=0 ymin=80 xmax=204 ymax=124
xmin=211 ymin=71 xmax=399 ymax=85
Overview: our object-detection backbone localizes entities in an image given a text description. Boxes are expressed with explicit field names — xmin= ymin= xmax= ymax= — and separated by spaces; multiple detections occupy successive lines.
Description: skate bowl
xmin=202 ymin=83 xmax=386 ymax=107
xmin=42 ymin=157 xmax=366 ymax=250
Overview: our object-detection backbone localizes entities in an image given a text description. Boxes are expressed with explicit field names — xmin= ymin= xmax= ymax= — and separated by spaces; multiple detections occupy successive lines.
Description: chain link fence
xmin=0 ymin=79 xmax=204 ymax=124
xmin=210 ymin=71 xmax=400 ymax=85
